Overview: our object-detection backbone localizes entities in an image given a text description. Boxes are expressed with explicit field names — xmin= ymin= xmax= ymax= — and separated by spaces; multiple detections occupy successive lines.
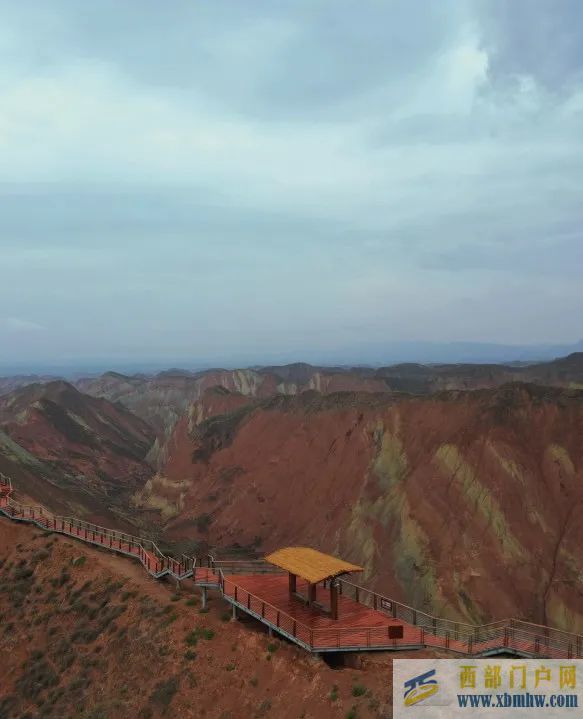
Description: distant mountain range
xmin=2 ymin=351 xmax=583 ymax=411
xmin=2 ymin=339 xmax=583 ymax=376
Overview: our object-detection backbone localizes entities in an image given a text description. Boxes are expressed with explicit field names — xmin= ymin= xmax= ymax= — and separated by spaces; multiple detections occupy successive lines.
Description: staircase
xmin=0 ymin=474 xmax=208 ymax=582
xmin=1 ymin=474 xmax=582 ymax=658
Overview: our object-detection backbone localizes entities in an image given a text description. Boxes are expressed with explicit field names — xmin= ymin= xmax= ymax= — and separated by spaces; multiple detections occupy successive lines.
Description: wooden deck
xmin=222 ymin=574 xmax=416 ymax=651
xmin=3 ymin=475 xmax=583 ymax=659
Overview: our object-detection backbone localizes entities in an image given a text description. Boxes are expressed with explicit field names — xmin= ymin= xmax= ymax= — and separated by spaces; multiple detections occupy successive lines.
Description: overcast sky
xmin=1 ymin=1 xmax=582 ymax=369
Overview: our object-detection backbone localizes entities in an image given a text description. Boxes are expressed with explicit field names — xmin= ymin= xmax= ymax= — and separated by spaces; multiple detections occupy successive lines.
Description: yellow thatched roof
xmin=265 ymin=547 xmax=363 ymax=584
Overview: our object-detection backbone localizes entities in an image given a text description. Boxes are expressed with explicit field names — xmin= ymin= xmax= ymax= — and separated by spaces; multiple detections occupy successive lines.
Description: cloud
xmin=0 ymin=1 xmax=581 ymax=364
xmin=1 ymin=317 xmax=45 ymax=332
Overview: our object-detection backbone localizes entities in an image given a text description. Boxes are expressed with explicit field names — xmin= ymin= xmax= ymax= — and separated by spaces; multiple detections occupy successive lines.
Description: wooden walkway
xmin=1 ymin=474 xmax=583 ymax=658
xmin=0 ymin=475 xmax=201 ymax=581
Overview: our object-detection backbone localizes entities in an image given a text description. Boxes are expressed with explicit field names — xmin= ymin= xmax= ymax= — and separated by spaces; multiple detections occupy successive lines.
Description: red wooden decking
xmin=224 ymin=574 xmax=397 ymax=629
xmin=222 ymin=574 xmax=413 ymax=650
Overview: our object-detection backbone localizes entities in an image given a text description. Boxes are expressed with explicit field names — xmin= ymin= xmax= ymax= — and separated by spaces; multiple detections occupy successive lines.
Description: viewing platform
xmin=2 ymin=474 xmax=583 ymax=660
xmin=222 ymin=572 xmax=412 ymax=652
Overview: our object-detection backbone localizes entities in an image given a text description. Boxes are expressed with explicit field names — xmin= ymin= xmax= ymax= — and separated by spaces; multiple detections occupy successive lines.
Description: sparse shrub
xmin=170 ymin=594 xmax=180 ymax=602
xmin=225 ymin=663 xmax=236 ymax=671
xmin=220 ymin=611 xmax=231 ymax=622
xmin=32 ymin=549 xmax=50 ymax=562
xmin=71 ymin=556 xmax=86 ymax=567
xmin=352 ymin=684 xmax=366 ymax=697
xmin=346 ymin=707 xmax=358 ymax=719
xmin=250 ymin=677 xmax=258 ymax=687
xmin=16 ymin=654 xmax=59 ymax=700
xmin=71 ymin=622 xmax=100 ymax=644
xmin=185 ymin=630 xmax=199 ymax=646
xmin=185 ymin=597 xmax=197 ymax=606
xmin=266 ymin=642 xmax=278 ymax=654
xmin=184 ymin=649 xmax=197 ymax=661
xmin=14 ymin=565 xmax=34 ymax=581
xmin=330 ymin=685 xmax=339 ymax=702
xmin=150 ymin=676 xmax=179 ymax=712
xmin=257 ymin=699 xmax=272 ymax=716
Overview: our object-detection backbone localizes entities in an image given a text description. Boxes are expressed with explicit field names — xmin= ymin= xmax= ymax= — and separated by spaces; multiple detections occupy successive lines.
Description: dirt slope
xmin=0 ymin=518 xmax=433 ymax=719
xmin=156 ymin=384 xmax=583 ymax=633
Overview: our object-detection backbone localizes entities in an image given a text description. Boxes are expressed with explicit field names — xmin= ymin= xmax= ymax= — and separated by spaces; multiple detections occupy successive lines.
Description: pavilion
xmin=264 ymin=546 xmax=363 ymax=620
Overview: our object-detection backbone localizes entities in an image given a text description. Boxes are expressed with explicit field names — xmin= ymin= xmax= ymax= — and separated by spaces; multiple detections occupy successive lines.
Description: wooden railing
xmin=336 ymin=578 xmax=583 ymax=658
xmin=221 ymin=573 xmax=583 ymax=656
xmin=0 ymin=478 xmax=195 ymax=580
xmin=209 ymin=556 xmax=284 ymax=576
xmin=1 ymin=476 xmax=582 ymax=657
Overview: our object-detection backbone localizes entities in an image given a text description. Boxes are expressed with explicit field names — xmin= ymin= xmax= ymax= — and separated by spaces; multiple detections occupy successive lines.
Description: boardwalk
xmin=2 ymin=474 xmax=583 ymax=658
xmin=0 ymin=475 xmax=196 ymax=580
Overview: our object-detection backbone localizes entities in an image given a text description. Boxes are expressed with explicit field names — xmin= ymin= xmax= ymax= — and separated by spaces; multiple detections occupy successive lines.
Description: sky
xmin=1 ymin=1 xmax=582 ymax=370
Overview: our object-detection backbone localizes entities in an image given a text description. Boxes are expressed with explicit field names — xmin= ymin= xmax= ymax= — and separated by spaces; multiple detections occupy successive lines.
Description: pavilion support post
xmin=201 ymin=586 xmax=207 ymax=610
xmin=288 ymin=572 xmax=297 ymax=594
xmin=330 ymin=580 xmax=339 ymax=620
xmin=232 ymin=603 xmax=238 ymax=621
xmin=308 ymin=583 xmax=317 ymax=606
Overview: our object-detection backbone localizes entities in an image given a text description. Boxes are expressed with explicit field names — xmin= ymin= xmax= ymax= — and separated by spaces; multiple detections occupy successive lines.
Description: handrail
xmin=0 ymin=479 xmax=193 ymax=580
xmin=221 ymin=572 xmax=583 ymax=657
xmin=1 ymin=477 xmax=581 ymax=658
xmin=336 ymin=578 xmax=583 ymax=655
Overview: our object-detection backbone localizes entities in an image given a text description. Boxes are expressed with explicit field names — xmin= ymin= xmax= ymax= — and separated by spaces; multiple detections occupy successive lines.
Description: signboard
xmin=380 ymin=598 xmax=393 ymax=612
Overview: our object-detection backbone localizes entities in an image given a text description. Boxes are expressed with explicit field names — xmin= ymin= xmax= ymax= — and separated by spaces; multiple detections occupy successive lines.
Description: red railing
xmin=0 ymin=477 xmax=195 ymax=580
xmin=337 ymin=579 xmax=583 ymax=657
xmin=219 ymin=569 xmax=583 ymax=657
xmin=2 ymin=476 xmax=582 ymax=657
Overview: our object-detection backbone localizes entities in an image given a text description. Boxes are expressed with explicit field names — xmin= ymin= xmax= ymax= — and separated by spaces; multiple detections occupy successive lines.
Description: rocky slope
xmin=75 ymin=367 xmax=390 ymax=440
xmin=154 ymin=383 xmax=583 ymax=633
xmin=0 ymin=375 xmax=59 ymax=397
xmin=73 ymin=354 xmax=583 ymax=437
xmin=3 ymin=354 xmax=582 ymax=445
xmin=0 ymin=381 xmax=155 ymax=527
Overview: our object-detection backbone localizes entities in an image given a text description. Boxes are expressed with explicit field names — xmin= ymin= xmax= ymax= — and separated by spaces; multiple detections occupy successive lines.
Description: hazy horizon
xmin=1 ymin=1 xmax=582 ymax=367
xmin=1 ymin=337 xmax=582 ymax=377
